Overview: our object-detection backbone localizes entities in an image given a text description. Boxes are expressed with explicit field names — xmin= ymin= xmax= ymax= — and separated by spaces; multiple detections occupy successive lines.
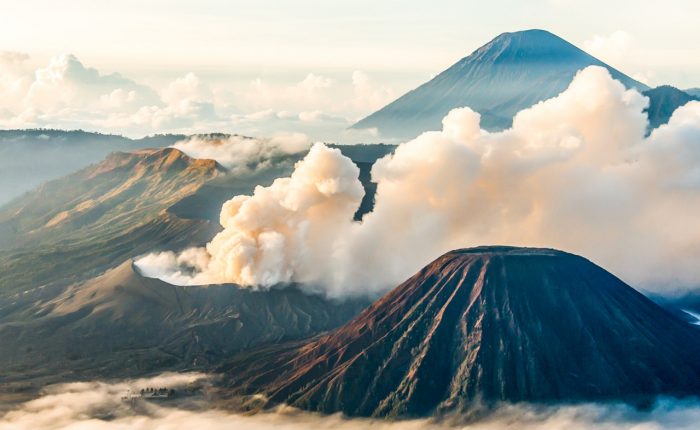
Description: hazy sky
xmin=1 ymin=0 xmax=699 ymax=139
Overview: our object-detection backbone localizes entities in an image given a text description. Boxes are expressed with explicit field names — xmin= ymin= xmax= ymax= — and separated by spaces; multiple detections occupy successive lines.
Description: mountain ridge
xmin=0 ymin=147 xmax=222 ymax=244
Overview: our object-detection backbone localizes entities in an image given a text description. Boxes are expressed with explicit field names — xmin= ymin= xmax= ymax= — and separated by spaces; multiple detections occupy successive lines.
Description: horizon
xmin=2 ymin=0 xmax=700 ymax=140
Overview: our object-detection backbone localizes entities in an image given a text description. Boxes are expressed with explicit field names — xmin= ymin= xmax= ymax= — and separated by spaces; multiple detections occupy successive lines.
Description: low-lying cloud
xmin=137 ymin=66 xmax=700 ymax=296
xmin=171 ymin=133 xmax=311 ymax=172
xmin=2 ymin=373 xmax=700 ymax=430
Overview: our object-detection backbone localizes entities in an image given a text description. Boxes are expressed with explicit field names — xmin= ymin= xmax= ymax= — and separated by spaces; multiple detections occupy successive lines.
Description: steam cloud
xmin=171 ymin=133 xmax=311 ymax=172
xmin=3 ymin=373 xmax=700 ymax=430
xmin=137 ymin=66 xmax=700 ymax=296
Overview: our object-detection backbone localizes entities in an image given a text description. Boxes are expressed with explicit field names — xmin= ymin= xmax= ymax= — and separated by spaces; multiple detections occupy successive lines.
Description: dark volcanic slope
xmin=222 ymin=247 xmax=700 ymax=417
xmin=0 ymin=260 xmax=368 ymax=393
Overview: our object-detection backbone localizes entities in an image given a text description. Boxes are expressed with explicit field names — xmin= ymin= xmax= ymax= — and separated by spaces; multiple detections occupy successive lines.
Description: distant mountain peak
xmin=480 ymin=29 xmax=569 ymax=50
xmin=470 ymin=29 xmax=593 ymax=65
xmin=351 ymin=30 xmax=648 ymax=140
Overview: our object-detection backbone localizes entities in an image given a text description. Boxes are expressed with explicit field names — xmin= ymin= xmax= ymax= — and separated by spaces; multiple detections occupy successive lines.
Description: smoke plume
xmin=137 ymin=66 xmax=700 ymax=296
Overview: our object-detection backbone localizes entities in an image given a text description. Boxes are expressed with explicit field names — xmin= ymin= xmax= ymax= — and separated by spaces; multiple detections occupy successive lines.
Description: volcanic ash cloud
xmin=137 ymin=66 xmax=700 ymax=297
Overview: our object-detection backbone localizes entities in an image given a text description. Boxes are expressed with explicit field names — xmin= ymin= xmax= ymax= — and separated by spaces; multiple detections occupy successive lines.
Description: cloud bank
xmin=137 ymin=66 xmax=700 ymax=296
xmin=3 ymin=373 xmax=700 ymax=430
xmin=0 ymin=52 xmax=393 ymax=141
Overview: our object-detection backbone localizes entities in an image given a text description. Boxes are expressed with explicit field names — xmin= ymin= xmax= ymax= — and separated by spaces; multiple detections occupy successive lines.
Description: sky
xmin=1 ymin=0 xmax=699 ymax=140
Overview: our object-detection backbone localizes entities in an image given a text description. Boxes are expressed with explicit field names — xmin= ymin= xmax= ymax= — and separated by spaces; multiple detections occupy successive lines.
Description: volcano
xmin=351 ymin=29 xmax=648 ymax=139
xmin=221 ymin=246 xmax=700 ymax=417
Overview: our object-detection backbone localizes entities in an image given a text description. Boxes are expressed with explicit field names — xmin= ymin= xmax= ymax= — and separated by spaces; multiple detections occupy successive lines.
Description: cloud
xmin=351 ymin=70 xmax=396 ymax=112
xmin=227 ymin=109 xmax=371 ymax=143
xmin=232 ymin=71 xmax=396 ymax=142
xmin=243 ymin=73 xmax=335 ymax=114
xmin=25 ymin=54 xmax=161 ymax=110
xmin=582 ymin=31 xmax=654 ymax=86
xmin=0 ymin=53 xmax=226 ymax=136
xmin=3 ymin=373 xmax=700 ymax=430
xmin=0 ymin=51 xmax=32 ymax=120
xmin=0 ymin=52 xmax=393 ymax=141
xmin=171 ymin=133 xmax=311 ymax=172
xmin=138 ymin=66 xmax=700 ymax=297
xmin=91 ymin=70 xmax=222 ymax=134
xmin=0 ymin=51 xmax=29 ymax=66
xmin=161 ymin=72 xmax=213 ymax=107
xmin=584 ymin=31 xmax=633 ymax=61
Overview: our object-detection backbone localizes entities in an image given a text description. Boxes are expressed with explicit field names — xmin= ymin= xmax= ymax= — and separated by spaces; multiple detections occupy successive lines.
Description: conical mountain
xmin=351 ymin=29 xmax=648 ymax=139
xmin=221 ymin=246 xmax=700 ymax=417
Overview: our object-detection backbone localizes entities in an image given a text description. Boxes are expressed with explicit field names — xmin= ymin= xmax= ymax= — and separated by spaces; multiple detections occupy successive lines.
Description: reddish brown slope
xmin=221 ymin=247 xmax=700 ymax=417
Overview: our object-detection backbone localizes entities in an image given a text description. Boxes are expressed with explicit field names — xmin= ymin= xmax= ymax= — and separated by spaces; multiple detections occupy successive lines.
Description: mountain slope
xmin=0 ymin=147 xmax=224 ymax=296
xmin=0 ymin=147 xmax=222 ymax=239
xmin=221 ymin=247 xmax=700 ymax=417
xmin=685 ymin=88 xmax=700 ymax=98
xmin=0 ymin=130 xmax=183 ymax=205
xmin=351 ymin=29 xmax=648 ymax=139
xmin=0 ymin=260 xmax=368 ymax=396
xmin=0 ymin=142 xmax=394 ymax=298
xmin=0 ymin=143 xmax=391 ymax=398
xmin=643 ymin=86 xmax=699 ymax=129
xmin=652 ymin=291 xmax=700 ymax=322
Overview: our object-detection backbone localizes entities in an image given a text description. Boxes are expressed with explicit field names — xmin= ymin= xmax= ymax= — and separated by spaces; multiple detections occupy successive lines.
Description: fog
xmin=2 ymin=373 xmax=700 ymax=430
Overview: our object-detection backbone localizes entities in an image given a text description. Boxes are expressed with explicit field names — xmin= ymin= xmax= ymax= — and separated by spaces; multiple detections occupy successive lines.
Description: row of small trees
xmin=140 ymin=387 xmax=175 ymax=395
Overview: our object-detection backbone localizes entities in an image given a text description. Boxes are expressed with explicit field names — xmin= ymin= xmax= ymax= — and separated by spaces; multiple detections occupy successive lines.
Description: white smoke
xmin=134 ymin=247 xmax=216 ymax=285
xmin=3 ymin=373 xmax=700 ymax=430
xmin=137 ymin=66 xmax=700 ymax=296
xmin=171 ymin=133 xmax=311 ymax=172
xmin=137 ymin=143 xmax=364 ymax=288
